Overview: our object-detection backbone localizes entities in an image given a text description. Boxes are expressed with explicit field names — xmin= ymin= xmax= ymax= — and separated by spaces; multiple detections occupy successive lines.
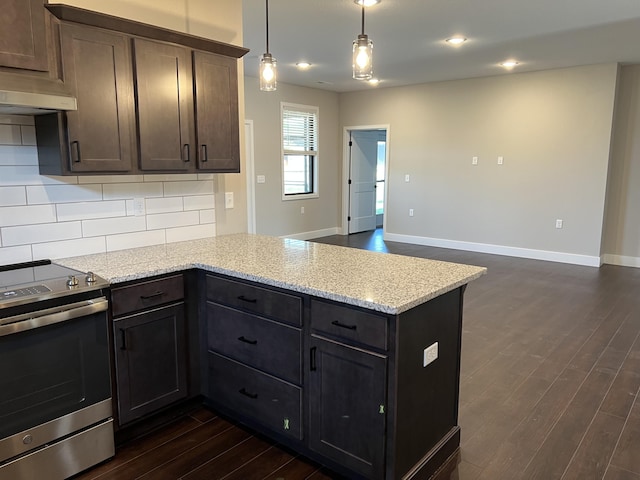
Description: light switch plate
xmin=257 ymin=175 xmax=266 ymax=184
xmin=225 ymin=192 xmax=234 ymax=209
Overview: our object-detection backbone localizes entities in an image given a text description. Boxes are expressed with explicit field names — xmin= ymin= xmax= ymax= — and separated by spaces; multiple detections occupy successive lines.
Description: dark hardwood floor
xmin=75 ymin=229 xmax=640 ymax=479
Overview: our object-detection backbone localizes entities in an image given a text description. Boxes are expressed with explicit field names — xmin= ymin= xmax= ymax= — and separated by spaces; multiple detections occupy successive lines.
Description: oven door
xmin=0 ymin=297 xmax=111 ymax=461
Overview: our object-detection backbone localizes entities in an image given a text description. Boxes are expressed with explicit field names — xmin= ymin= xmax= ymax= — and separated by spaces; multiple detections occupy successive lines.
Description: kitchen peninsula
xmin=56 ymin=234 xmax=486 ymax=479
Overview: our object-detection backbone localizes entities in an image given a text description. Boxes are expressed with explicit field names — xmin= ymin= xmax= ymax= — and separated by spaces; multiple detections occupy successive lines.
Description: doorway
xmin=343 ymin=126 xmax=389 ymax=235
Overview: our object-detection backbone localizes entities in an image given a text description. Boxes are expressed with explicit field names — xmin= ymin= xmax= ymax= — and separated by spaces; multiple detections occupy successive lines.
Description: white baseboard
xmin=281 ymin=227 xmax=341 ymax=241
xmin=601 ymin=254 xmax=640 ymax=268
xmin=384 ymin=232 xmax=602 ymax=267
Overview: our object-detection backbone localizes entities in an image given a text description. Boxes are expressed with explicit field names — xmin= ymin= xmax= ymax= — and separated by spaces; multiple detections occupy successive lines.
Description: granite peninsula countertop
xmin=54 ymin=234 xmax=487 ymax=314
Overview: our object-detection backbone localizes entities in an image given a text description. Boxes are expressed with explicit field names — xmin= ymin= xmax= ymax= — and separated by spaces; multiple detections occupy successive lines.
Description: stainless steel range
xmin=0 ymin=260 xmax=114 ymax=480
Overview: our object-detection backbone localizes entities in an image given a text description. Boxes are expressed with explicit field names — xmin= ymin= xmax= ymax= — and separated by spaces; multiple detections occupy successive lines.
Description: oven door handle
xmin=0 ymin=297 xmax=109 ymax=337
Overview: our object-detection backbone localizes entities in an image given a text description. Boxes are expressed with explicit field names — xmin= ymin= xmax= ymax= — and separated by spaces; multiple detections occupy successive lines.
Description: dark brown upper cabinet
xmin=194 ymin=52 xmax=240 ymax=173
xmin=34 ymin=5 xmax=248 ymax=175
xmin=134 ymin=38 xmax=194 ymax=172
xmin=36 ymin=23 xmax=136 ymax=174
xmin=0 ymin=0 xmax=49 ymax=71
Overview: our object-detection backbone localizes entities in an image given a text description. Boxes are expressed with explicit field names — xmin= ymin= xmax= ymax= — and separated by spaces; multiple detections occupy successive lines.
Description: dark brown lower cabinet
xmin=114 ymin=303 xmax=188 ymax=425
xmin=308 ymin=335 xmax=387 ymax=479
xmin=207 ymin=352 xmax=303 ymax=441
xmin=200 ymin=273 xmax=467 ymax=480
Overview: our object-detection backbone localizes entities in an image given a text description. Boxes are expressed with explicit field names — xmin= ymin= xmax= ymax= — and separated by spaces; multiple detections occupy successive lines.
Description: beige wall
xmin=244 ymin=77 xmax=341 ymax=238
xmin=339 ymin=64 xmax=619 ymax=263
xmin=63 ymin=0 xmax=248 ymax=235
xmin=602 ymin=65 xmax=640 ymax=266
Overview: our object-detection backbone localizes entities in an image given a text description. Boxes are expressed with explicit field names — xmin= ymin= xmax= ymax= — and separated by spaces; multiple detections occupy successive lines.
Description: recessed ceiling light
xmin=368 ymin=78 xmax=380 ymax=85
xmin=445 ymin=36 xmax=467 ymax=46
xmin=354 ymin=0 xmax=381 ymax=6
xmin=296 ymin=62 xmax=311 ymax=69
xmin=500 ymin=60 xmax=519 ymax=69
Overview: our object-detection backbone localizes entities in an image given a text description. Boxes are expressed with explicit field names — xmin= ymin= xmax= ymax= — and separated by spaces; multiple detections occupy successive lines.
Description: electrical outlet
xmin=133 ymin=198 xmax=145 ymax=216
xmin=257 ymin=175 xmax=266 ymax=184
xmin=409 ymin=208 xmax=414 ymax=217
xmin=225 ymin=192 xmax=234 ymax=209
xmin=472 ymin=156 xmax=478 ymax=165
xmin=301 ymin=206 xmax=305 ymax=214
xmin=556 ymin=219 xmax=563 ymax=229
xmin=424 ymin=342 xmax=438 ymax=367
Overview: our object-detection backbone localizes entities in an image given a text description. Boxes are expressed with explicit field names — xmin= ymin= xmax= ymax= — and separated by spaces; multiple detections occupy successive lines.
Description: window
xmin=282 ymin=103 xmax=318 ymax=197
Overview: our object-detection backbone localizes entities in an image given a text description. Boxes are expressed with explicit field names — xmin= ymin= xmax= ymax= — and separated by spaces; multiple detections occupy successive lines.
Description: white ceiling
xmin=241 ymin=0 xmax=640 ymax=93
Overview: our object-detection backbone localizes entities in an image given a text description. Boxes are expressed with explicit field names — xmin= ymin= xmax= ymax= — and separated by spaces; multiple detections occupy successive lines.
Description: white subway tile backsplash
xmin=78 ymin=175 xmax=145 ymax=184
xmin=145 ymin=197 xmax=184 ymax=214
xmin=0 ymin=145 xmax=38 ymax=166
xmin=2 ymin=221 xmax=82 ymax=246
xmin=199 ymin=209 xmax=216 ymax=224
xmin=164 ymin=180 xmax=214 ymax=197
xmin=166 ymin=223 xmax=216 ymax=243
xmin=0 ymin=125 xmax=22 ymax=145
xmin=0 ymin=245 xmax=32 ymax=264
xmin=144 ymin=173 xmax=198 ymax=182
xmin=0 ymin=166 xmax=77 ymax=186
xmin=21 ymin=126 xmax=37 ymax=146
xmin=0 ymin=128 xmax=219 ymax=265
xmin=0 ymin=204 xmax=57 ymax=227
xmin=103 ymin=182 xmax=163 ymax=200
xmin=27 ymin=184 xmax=103 ymax=204
xmin=57 ymin=201 xmax=127 ymax=221
xmin=82 ymin=216 xmax=147 ymax=237
xmin=0 ymin=186 xmax=26 ymax=206
xmin=32 ymin=237 xmax=106 ymax=260
xmin=106 ymin=230 xmax=165 ymax=252
xmin=184 ymin=194 xmax=214 ymax=211
xmin=147 ymin=211 xmax=199 ymax=230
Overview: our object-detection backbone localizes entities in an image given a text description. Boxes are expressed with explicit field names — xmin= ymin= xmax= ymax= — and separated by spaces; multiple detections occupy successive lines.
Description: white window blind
xmin=283 ymin=108 xmax=317 ymax=155
xmin=282 ymin=104 xmax=318 ymax=196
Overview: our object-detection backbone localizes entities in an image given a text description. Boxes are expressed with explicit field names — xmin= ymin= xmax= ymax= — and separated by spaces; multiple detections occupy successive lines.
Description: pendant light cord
xmin=361 ymin=4 xmax=365 ymax=35
xmin=265 ymin=0 xmax=270 ymax=54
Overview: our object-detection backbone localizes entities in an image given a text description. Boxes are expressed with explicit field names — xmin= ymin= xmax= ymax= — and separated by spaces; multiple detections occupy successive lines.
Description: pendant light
xmin=259 ymin=0 xmax=277 ymax=91
xmin=352 ymin=1 xmax=373 ymax=80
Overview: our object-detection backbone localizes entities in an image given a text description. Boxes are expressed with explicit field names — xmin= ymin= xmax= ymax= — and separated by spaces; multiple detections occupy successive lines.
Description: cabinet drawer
xmin=206 ymin=275 xmax=302 ymax=326
xmin=207 ymin=303 xmax=301 ymax=384
xmin=111 ymin=274 xmax=184 ymax=317
xmin=311 ymin=299 xmax=388 ymax=350
xmin=208 ymin=352 xmax=302 ymax=440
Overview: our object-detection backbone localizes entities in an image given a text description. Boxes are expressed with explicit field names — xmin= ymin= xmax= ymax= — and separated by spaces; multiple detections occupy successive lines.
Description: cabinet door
xmin=193 ymin=51 xmax=240 ymax=172
xmin=0 ymin=0 xmax=48 ymax=71
xmin=308 ymin=336 xmax=387 ymax=479
xmin=114 ymin=303 xmax=188 ymax=425
xmin=59 ymin=24 xmax=135 ymax=173
xmin=134 ymin=38 xmax=194 ymax=171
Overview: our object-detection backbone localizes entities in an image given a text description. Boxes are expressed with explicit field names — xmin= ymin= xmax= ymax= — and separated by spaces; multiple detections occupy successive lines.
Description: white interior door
xmin=349 ymin=131 xmax=378 ymax=234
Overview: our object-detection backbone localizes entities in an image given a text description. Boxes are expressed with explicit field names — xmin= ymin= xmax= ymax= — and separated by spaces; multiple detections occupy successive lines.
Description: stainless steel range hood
xmin=0 ymin=89 xmax=77 ymax=115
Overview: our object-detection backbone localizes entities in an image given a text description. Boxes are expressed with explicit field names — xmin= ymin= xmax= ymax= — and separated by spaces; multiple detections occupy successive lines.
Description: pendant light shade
xmin=352 ymin=4 xmax=373 ymax=80
xmin=260 ymin=0 xmax=277 ymax=91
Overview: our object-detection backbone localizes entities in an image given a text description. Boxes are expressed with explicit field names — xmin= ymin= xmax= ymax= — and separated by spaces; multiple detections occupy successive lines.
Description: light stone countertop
xmin=54 ymin=234 xmax=487 ymax=314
